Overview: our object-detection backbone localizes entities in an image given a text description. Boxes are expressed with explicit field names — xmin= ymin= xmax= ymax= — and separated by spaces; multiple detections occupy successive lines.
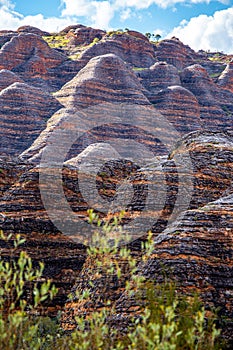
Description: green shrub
xmin=0 ymin=215 xmax=224 ymax=349
xmin=62 ymin=211 xmax=222 ymax=349
xmin=0 ymin=231 xmax=58 ymax=349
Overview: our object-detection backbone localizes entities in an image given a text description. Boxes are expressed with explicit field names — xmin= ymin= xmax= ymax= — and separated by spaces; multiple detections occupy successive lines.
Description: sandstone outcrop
xmin=180 ymin=64 xmax=233 ymax=130
xmin=0 ymin=69 xmax=24 ymax=91
xmin=0 ymin=31 xmax=17 ymax=48
xmin=217 ymin=60 xmax=233 ymax=93
xmin=155 ymin=37 xmax=197 ymax=70
xmin=67 ymin=26 xmax=105 ymax=46
xmin=126 ymin=30 xmax=149 ymax=42
xmin=111 ymin=192 xmax=233 ymax=340
xmin=61 ymin=132 xmax=233 ymax=337
xmin=59 ymin=24 xmax=86 ymax=34
xmin=0 ymin=34 xmax=65 ymax=72
xmin=0 ymin=33 xmax=78 ymax=91
xmin=135 ymin=61 xmax=181 ymax=95
xmin=77 ymin=32 xmax=156 ymax=69
xmin=0 ymin=82 xmax=62 ymax=156
xmin=55 ymin=53 xmax=149 ymax=108
xmin=151 ymin=85 xmax=201 ymax=134
xmin=0 ymin=157 xmax=27 ymax=198
xmin=17 ymin=25 xmax=50 ymax=36
xmin=21 ymin=54 xmax=168 ymax=163
xmin=0 ymin=24 xmax=232 ymax=343
xmin=0 ymin=229 xmax=86 ymax=316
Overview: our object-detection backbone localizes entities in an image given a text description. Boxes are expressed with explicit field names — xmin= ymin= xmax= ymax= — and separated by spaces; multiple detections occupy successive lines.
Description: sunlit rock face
xmin=180 ymin=64 xmax=233 ymax=131
xmin=0 ymin=82 xmax=62 ymax=156
xmin=155 ymin=37 xmax=198 ymax=70
xmin=0 ymin=24 xmax=232 ymax=340
xmin=0 ymin=33 xmax=79 ymax=91
xmin=217 ymin=60 xmax=233 ymax=94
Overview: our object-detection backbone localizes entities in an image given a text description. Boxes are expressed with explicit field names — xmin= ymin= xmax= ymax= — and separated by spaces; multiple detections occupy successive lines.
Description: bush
xmin=0 ymin=231 xmax=58 ymax=349
xmin=0 ymin=216 xmax=224 ymax=349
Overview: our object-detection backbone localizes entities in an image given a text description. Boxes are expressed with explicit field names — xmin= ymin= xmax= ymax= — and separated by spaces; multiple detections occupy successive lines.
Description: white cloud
xmin=0 ymin=0 xmax=13 ymax=7
xmin=61 ymin=0 xmax=114 ymax=29
xmin=0 ymin=1 xmax=83 ymax=32
xmin=0 ymin=0 xmax=232 ymax=41
xmin=60 ymin=0 xmax=92 ymax=17
xmin=120 ymin=8 xmax=131 ymax=21
xmin=114 ymin=0 xmax=230 ymax=10
xmin=153 ymin=28 xmax=165 ymax=36
xmin=0 ymin=6 xmax=75 ymax=32
xmin=91 ymin=1 xmax=115 ymax=29
xmin=59 ymin=0 xmax=231 ymax=29
xmin=169 ymin=7 xmax=233 ymax=53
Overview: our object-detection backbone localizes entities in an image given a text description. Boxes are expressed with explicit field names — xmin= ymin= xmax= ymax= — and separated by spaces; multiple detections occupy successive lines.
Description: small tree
xmin=155 ymin=33 xmax=161 ymax=42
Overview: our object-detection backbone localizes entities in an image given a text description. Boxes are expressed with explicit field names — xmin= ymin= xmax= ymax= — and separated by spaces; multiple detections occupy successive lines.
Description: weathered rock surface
xmin=77 ymin=32 xmax=156 ymax=69
xmin=0 ymin=69 xmax=24 ymax=91
xmin=0 ymin=24 xmax=232 ymax=342
xmin=0 ymin=157 xmax=27 ymax=198
xmin=17 ymin=25 xmax=50 ymax=36
xmin=126 ymin=30 xmax=149 ymax=42
xmin=180 ymin=64 xmax=233 ymax=130
xmin=1 ymin=123 xmax=233 ymax=341
xmin=155 ymin=37 xmax=197 ymax=70
xmin=0 ymin=33 xmax=79 ymax=91
xmin=60 ymin=131 xmax=233 ymax=331
xmin=135 ymin=61 xmax=181 ymax=95
xmin=59 ymin=24 xmax=86 ymax=34
xmin=111 ymin=193 xmax=233 ymax=341
xmin=0 ymin=231 xmax=86 ymax=316
xmin=151 ymin=85 xmax=201 ymax=134
xmin=55 ymin=53 xmax=149 ymax=108
xmin=21 ymin=54 xmax=172 ymax=163
xmin=0 ymin=34 xmax=65 ymax=72
xmin=217 ymin=60 xmax=233 ymax=93
xmin=67 ymin=26 xmax=105 ymax=46
xmin=0 ymin=31 xmax=17 ymax=48
xmin=0 ymin=82 xmax=62 ymax=156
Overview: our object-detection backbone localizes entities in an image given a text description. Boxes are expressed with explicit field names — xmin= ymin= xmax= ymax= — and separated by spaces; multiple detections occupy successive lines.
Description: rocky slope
xmin=0 ymin=82 xmax=62 ymax=156
xmin=77 ymin=31 xmax=156 ymax=69
xmin=0 ymin=33 xmax=79 ymax=91
xmin=218 ymin=60 xmax=233 ymax=94
xmin=0 ymin=24 xmax=232 ymax=342
xmin=180 ymin=64 xmax=233 ymax=130
xmin=60 ymin=131 xmax=233 ymax=331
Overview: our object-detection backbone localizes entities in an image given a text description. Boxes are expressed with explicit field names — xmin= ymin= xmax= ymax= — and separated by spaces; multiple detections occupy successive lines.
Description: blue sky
xmin=1 ymin=1 xmax=233 ymax=52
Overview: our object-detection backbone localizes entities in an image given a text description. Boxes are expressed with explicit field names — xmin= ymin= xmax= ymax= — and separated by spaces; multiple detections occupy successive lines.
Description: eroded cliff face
xmin=60 ymin=132 xmax=233 ymax=332
xmin=218 ymin=60 xmax=233 ymax=94
xmin=0 ymin=25 xmax=232 ymax=340
xmin=0 ymin=82 xmax=62 ymax=156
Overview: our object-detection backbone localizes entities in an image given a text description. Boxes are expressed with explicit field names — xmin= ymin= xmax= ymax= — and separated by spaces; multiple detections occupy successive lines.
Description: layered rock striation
xmin=155 ymin=37 xmax=197 ymax=70
xmin=217 ymin=60 xmax=233 ymax=93
xmin=180 ymin=64 xmax=233 ymax=130
xmin=67 ymin=26 xmax=105 ymax=46
xmin=0 ymin=33 xmax=79 ymax=91
xmin=0 ymin=24 xmax=232 ymax=341
xmin=0 ymin=82 xmax=62 ymax=156
xmin=77 ymin=32 xmax=156 ymax=69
